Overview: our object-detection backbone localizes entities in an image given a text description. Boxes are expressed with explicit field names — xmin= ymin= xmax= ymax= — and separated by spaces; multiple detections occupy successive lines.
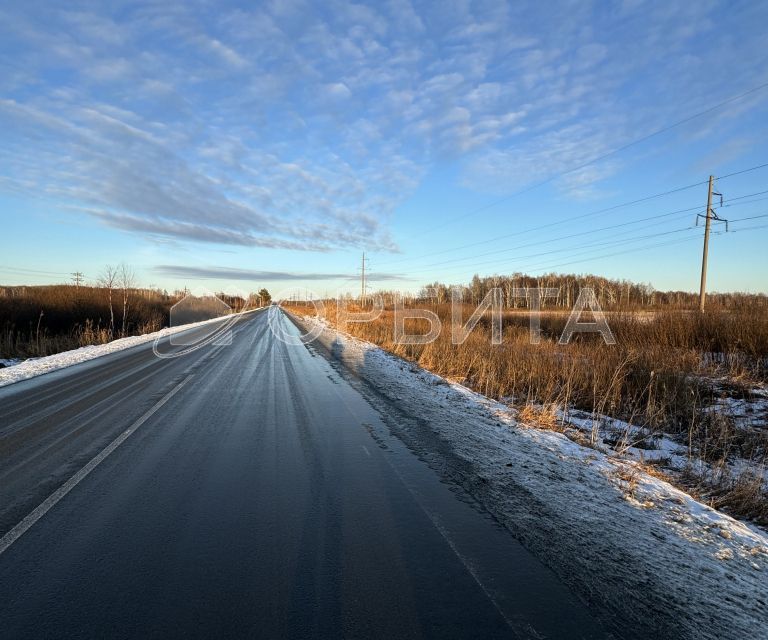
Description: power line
xmin=427 ymin=226 xmax=701 ymax=276
xmin=432 ymin=235 xmax=703 ymax=282
xmin=407 ymin=204 xmax=706 ymax=273
xmin=382 ymin=162 xmax=768 ymax=269
xmin=715 ymin=192 xmax=768 ymax=211
xmin=0 ymin=265 xmax=70 ymax=276
xmin=428 ymin=197 xmax=766 ymax=297
xmin=0 ymin=272 xmax=69 ymax=282
xmin=390 ymin=187 xmax=768 ymax=277
xmin=717 ymin=162 xmax=768 ymax=180
xmin=381 ymin=180 xmax=707 ymax=267
xmin=424 ymin=82 xmax=768 ymax=231
xmin=721 ymin=223 xmax=768 ymax=233
xmin=503 ymin=226 xmax=699 ymax=273
xmin=725 ymin=213 xmax=768 ymax=222
xmin=717 ymin=188 xmax=768 ymax=204
xmin=477 ymin=235 xmax=704 ymax=280
xmin=428 ymin=207 xmax=767 ymax=292
xmin=433 ymin=225 xmax=703 ymax=281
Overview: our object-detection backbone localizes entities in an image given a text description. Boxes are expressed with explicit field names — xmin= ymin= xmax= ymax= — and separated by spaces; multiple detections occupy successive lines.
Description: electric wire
xmin=428 ymin=83 xmax=768 ymax=231
xmin=381 ymin=162 xmax=768 ymax=269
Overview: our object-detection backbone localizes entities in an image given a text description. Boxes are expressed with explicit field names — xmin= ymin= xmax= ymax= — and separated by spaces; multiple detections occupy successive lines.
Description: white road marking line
xmin=0 ymin=374 xmax=194 ymax=557
xmin=361 ymin=445 xmax=371 ymax=457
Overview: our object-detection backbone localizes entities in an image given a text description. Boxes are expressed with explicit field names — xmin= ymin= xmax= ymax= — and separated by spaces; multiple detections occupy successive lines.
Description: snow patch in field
xmin=294 ymin=312 xmax=768 ymax=640
xmin=713 ymin=388 xmax=768 ymax=429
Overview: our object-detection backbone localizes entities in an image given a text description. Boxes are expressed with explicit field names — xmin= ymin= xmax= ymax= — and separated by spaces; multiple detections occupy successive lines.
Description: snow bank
xmin=292 ymin=312 xmax=768 ymax=640
xmin=0 ymin=310 xmax=262 ymax=388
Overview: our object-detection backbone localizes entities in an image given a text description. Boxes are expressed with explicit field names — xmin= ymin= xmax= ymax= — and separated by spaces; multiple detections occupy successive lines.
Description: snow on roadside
xmin=293 ymin=312 xmax=768 ymax=640
xmin=0 ymin=310 xmax=262 ymax=388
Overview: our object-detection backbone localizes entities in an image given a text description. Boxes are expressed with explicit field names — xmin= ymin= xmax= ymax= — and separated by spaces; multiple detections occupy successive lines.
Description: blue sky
xmin=1 ymin=0 xmax=767 ymax=296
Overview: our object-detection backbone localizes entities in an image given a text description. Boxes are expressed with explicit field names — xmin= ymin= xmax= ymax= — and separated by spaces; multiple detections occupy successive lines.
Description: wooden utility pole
xmin=361 ymin=252 xmax=366 ymax=306
xmin=698 ymin=176 xmax=714 ymax=313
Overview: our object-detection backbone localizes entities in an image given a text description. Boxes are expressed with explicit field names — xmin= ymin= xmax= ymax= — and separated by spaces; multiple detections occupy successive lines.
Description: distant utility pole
xmin=698 ymin=175 xmax=727 ymax=313
xmin=361 ymin=252 xmax=367 ymax=306
xmin=71 ymin=271 xmax=84 ymax=288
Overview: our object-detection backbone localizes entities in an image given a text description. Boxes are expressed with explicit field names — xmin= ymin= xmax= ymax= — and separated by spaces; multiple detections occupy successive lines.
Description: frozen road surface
xmin=0 ymin=309 xmax=607 ymax=639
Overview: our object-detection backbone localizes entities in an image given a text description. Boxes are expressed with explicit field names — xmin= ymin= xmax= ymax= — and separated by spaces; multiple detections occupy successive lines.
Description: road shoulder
xmin=289 ymin=311 xmax=768 ymax=640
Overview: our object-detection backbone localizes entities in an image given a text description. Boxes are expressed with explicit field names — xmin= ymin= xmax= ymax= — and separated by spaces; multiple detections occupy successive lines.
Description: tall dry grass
xmin=288 ymin=300 xmax=768 ymax=523
xmin=304 ymin=303 xmax=767 ymax=424
xmin=0 ymin=285 xmax=169 ymax=358
xmin=0 ymin=285 xmax=254 ymax=359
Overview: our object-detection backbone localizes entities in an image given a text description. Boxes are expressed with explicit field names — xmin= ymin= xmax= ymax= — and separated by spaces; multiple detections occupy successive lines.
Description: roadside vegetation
xmin=0 ymin=269 xmax=270 ymax=359
xmin=286 ymin=272 xmax=768 ymax=526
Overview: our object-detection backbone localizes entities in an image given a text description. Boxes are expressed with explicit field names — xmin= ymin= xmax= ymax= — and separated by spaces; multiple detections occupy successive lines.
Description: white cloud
xmin=322 ymin=82 xmax=352 ymax=99
xmin=1 ymin=0 xmax=766 ymax=253
xmin=199 ymin=36 xmax=248 ymax=68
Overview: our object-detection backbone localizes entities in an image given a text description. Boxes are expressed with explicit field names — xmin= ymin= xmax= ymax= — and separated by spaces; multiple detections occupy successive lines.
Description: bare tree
xmin=99 ymin=265 xmax=118 ymax=338
xmin=118 ymin=263 xmax=135 ymax=336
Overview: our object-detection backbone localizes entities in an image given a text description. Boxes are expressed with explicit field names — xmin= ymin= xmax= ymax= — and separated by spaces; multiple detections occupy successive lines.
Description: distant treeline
xmin=410 ymin=273 xmax=768 ymax=310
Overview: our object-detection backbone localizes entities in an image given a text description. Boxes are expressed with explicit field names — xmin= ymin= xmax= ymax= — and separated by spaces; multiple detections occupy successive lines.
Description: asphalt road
xmin=0 ymin=308 xmax=608 ymax=639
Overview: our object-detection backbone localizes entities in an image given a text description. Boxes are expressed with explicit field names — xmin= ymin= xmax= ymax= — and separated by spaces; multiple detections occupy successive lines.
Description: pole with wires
xmin=698 ymin=176 xmax=714 ymax=312
xmin=698 ymin=175 xmax=730 ymax=312
xmin=360 ymin=252 xmax=366 ymax=306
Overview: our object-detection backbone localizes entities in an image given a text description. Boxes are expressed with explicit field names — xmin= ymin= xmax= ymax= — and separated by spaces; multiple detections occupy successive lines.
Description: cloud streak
xmin=154 ymin=265 xmax=410 ymax=282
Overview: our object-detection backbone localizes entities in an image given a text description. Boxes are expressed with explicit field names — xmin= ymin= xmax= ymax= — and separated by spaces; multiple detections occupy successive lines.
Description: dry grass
xmin=288 ymin=299 xmax=768 ymax=523
xmin=711 ymin=472 xmax=768 ymax=527
xmin=614 ymin=464 xmax=642 ymax=501
xmin=679 ymin=466 xmax=768 ymax=527
xmin=298 ymin=302 xmax=767 ymax=434
xmin=0 ymin=285 xmax=169 ymax=358
xmin=516 ymin=403 xmax=563 ymax=431
xmin=0 ymin=284 xmax=255 ymax=359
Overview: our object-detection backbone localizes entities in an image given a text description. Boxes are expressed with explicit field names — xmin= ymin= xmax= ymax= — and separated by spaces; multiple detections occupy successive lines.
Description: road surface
xmin=0 ymin=308 xmax=608 ymax=639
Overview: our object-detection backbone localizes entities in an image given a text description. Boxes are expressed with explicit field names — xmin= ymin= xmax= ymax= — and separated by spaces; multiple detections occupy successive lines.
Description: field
xmin=287 ymin=296 xmax=768 ymax=525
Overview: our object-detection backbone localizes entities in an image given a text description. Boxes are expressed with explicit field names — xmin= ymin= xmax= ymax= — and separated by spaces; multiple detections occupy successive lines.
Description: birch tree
xmin=118 ymin=263 xmax=135 ymax=336
xmin=99 ymin=265 xmax=117 ymax=338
